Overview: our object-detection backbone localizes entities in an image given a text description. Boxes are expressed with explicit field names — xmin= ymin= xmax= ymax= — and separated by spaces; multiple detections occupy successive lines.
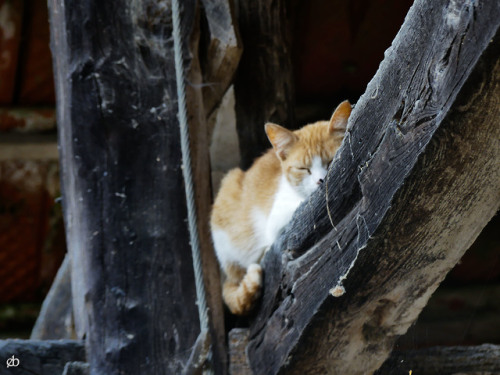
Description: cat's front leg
xmin=223 ymin=263 xmax=262 ymax=315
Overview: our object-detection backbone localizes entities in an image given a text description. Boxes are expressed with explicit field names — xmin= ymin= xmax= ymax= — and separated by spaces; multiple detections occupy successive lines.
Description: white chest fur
xmin=260 ymin=175 xmax=304 ymax=248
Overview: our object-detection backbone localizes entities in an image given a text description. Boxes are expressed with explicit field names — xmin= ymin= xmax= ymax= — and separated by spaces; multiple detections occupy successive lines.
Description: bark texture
xmin=246 ymin=0 xmax=500 ymax=373
xmin=48 ymin=0 xmax=227 ymax=373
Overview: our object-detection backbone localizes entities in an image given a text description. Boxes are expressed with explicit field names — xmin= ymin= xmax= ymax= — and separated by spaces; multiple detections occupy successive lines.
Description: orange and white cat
xmin=210 ymin=101 xmax=351 ymax=315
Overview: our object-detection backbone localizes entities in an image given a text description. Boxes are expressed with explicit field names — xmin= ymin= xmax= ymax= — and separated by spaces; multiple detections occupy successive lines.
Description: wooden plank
xmin=377 ymin=344 xmax=500 ymax=375
xmin=200 ymin=0 xmax=242 ymax=117
xmin=0 ymin=339 xmax=85 ymax=375
xmin=245 ymin=0 xmax=500 ymax=373
xmin=229 ymin=330 xmax=500 ymax=375
xmin=30 ymin=255 xmax=74 ymax=340
xmin=47 ymin=0 xmax=225 ymax=373
xmin=228 ymin=329 xmax=252 ymax=375
xmin=62 ymin=362 xmax=90 ymax=375
xmin=233 ymin=0 xmax=297 ymax=169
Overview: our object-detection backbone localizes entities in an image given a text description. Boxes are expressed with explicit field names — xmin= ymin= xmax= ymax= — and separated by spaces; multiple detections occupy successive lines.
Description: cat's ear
xmin=265 ymin=123 xmax=297 ymax=161
xmin=328 ymin=100 xmax=351 ymax=132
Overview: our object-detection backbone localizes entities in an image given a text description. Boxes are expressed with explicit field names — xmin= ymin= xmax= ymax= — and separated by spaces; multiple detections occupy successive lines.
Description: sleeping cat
xmin=210 ymin=101 xmax=351 ymax=315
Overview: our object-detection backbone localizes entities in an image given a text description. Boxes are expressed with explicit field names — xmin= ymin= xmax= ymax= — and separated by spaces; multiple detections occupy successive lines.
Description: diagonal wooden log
xmin=31 ymin=255 xmax=74 ymax=340
xmin=246 ymin=0 xmax=500 ymax=374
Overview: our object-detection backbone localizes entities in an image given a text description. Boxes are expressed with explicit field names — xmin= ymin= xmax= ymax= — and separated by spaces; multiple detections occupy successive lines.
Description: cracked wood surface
xmin=376 ymin=344 xmax=500 ymax=374
xmin=0 ymin=340 xmax=85 ymax=375
xmin=229 ymin=329 xmax=500 ymax=375
xmin=200 ymin=0 xmax=242 ymax=117
xmin=48 ymin=0 xmax=229 ymax=373
xmin=245 ymin=0 xmax=500 ymax=374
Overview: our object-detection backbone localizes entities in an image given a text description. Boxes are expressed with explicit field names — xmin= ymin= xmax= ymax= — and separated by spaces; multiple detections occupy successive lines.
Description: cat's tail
xmin=223 ymin=264 xmax=262 ymax=315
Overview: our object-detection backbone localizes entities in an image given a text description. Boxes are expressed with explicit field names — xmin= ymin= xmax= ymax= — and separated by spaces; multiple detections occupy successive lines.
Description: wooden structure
xmin=47 ymin=0 xmax=241 ymax=373
xmin=0 ymin=339 xmax=85 ymax=375
xmin=14 ymin=0 xmax=499 ymax=374
xmin=243 ymin=0 xmax=500 ymax=373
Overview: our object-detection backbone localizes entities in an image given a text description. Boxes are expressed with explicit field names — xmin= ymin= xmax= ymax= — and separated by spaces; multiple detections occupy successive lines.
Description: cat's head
xmin=265 ymin=100 xmax=351 ymax=198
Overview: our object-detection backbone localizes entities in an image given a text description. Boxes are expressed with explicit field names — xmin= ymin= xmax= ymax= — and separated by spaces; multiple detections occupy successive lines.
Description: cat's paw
xmin=245 ymin=263 xmax=263 ymax=296
xmin=223 ymin=263 xmax=263 ymax=315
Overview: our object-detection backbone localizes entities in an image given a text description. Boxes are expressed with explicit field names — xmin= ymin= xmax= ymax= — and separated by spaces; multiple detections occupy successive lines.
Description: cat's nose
xmin=317 ymin=178 xmax=324 ymax=185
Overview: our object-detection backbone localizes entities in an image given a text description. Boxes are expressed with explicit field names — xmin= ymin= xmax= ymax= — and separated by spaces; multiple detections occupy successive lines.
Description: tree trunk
xmin=245 ymin=0 xmax=500 ymax=374
xmin=48 ymin=0 xmax=226 ymax=373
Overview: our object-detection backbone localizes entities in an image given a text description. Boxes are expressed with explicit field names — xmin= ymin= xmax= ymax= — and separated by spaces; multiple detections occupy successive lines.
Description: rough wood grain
xmin=31 ymin=255 xmax=74 ymax=340
xmin=228 ymin=329 xmax=252 ymax=375
xmin=246 ymin=0 xmax=500 ymax=374
xmin=48 ymin=0 xmax=223 ymax=373
xmin=62 ymin=362 xmax=90 ymax=375
xmin=229 ymin=330 xmax=500 ymax=375
xmin=200 ymin=0 xmax=242 ymax=117
xmin=233 ymin=0 xmax=297 ymax=169
xmin=377 ymin=344 xmax=500 ymax=375
xmin=0 ymin=339 xmax=85 ymax=375
xmin=184 ymin=4 xmax=228 ymax=374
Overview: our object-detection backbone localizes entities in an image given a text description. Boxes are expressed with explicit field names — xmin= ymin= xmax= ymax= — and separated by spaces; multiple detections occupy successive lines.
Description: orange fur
xmin=211 ymin=101 xmax=351 ymax=315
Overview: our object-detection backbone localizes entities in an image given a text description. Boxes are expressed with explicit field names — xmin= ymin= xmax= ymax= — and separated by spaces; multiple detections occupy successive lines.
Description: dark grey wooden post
xmin=48 ymin=1 xmax=212 ymax=373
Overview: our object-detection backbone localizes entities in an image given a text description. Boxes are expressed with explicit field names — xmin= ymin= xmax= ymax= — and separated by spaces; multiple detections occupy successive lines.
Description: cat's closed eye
xmin=295 ymin=166 xmax=311 ymax=174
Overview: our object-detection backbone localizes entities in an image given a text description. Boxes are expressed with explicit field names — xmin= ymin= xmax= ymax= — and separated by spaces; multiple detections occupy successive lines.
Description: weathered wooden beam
xmin=0 ymin=107 xmax=56 ymax=132
xmin=228 ymin=329 xmax=252 ymax=375
xmin=229 ymin=329 xmax=500 ymax=375
xmin=377 ymin=344 xmax=500 ymax=375
xmin=246 ymin=0 xmax=500 ymax=374
xmin=48 ymin=0 xmax=225 ymax=373
xmin=62 ymin=362 xmax=90 ymax=375
xmin=200 ymin=0 xmax=242 ymax=117
xmin=0 ymin=339 xmax=85 ymax=375
xmin=0 ymin=0 xmax=24 ymax=105
xmin=233 ymin=0 xmax=297 ymax=169
xmin=31 ymin=255 xmax=74 ymax=340
xmin=182 ymin=2 xmax=231 ymax=372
